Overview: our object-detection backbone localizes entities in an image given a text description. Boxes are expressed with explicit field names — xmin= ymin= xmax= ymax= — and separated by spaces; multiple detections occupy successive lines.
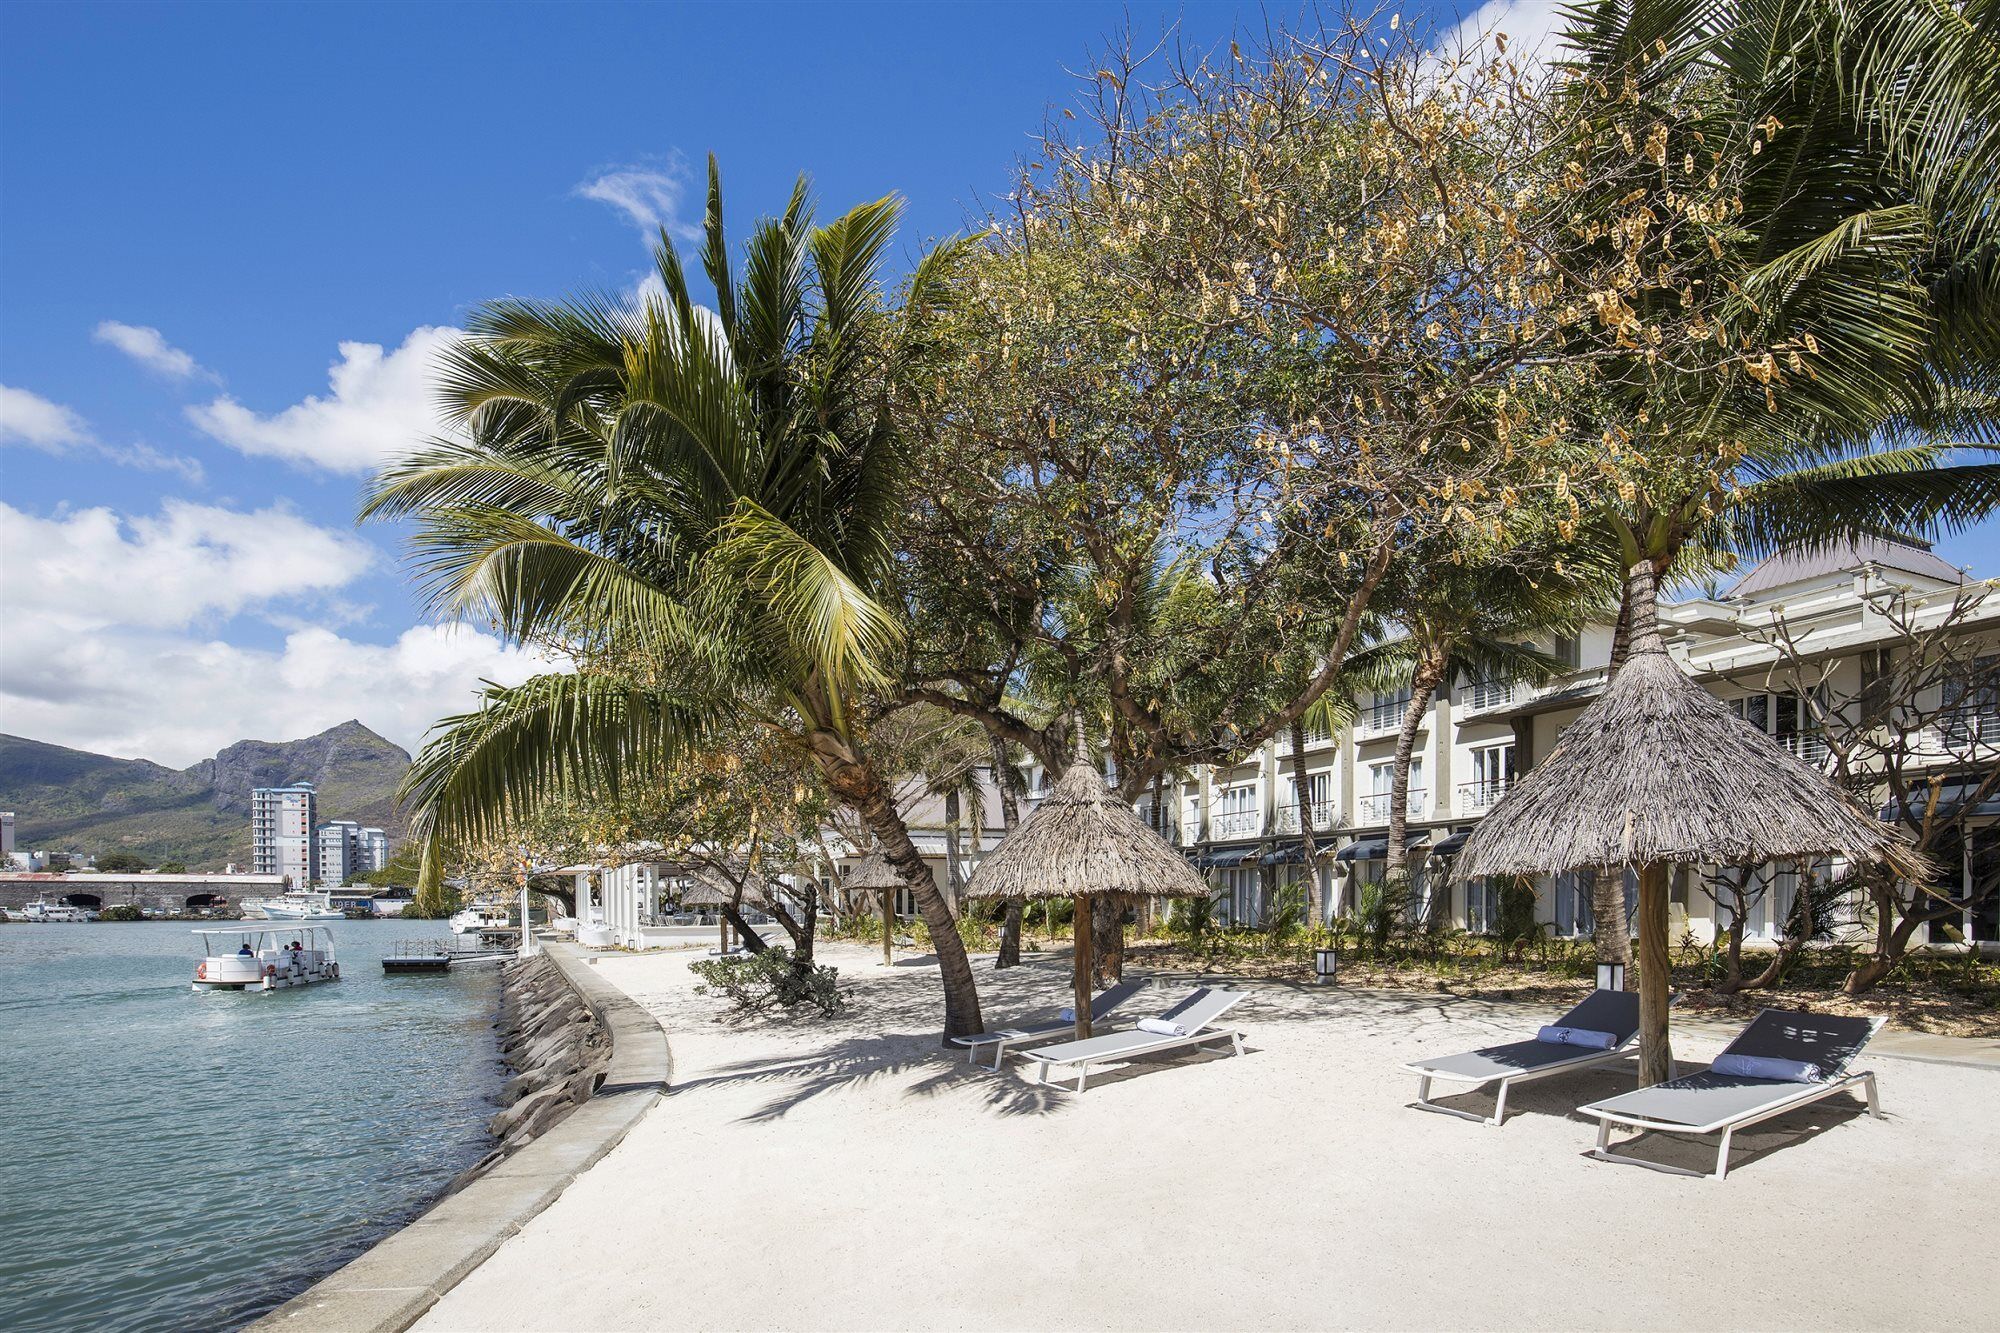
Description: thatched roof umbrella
xmin=675 ymin=878 xmax=741 ymax=953
xmin=1454 ymin=563 xmax=1925 ymax=1084
xmin=844 ymin=851 xmax=903 ymax=967
xmin=962 ymin=737 xmax=1210 ymax=1039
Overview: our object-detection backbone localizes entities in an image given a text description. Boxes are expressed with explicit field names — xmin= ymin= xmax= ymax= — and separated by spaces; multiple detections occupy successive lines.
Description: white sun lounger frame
xmin=1403 ymin=1039 xmax=1647 ymax=1127
xmin=1585 ymin=1068 xmax=1883 ymax=1180
xmin=1022 ymin=990 xmax=1248 ymax=1093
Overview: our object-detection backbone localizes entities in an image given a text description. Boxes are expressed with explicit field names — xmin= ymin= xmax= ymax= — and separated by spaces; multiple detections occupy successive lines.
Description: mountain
xmin=0 ymin=721 xmax=412 ymax=870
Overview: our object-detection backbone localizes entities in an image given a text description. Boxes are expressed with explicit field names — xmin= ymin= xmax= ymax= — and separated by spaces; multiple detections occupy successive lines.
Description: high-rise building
xmin=252 ymin=783 xmax=317 ymax=887
xmin=0 ymin=811 xmax=13 ymax=858
xmin=357 ymin=826 xmax=391 ymax=874
xmin=316 ymin=819 xmax=360 ymax=886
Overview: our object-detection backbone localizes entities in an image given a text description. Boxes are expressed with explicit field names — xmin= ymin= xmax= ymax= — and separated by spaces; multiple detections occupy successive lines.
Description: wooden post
xmin=880 ymin=890 xmax=893 ymax=967
xmin=718 ymin=916 xmax=728 ymax=955
xmin=1073 ymin=894 xmax=1094 ymax=1040
xmin=1637 ymin=860 xmax=1674 ymax=1085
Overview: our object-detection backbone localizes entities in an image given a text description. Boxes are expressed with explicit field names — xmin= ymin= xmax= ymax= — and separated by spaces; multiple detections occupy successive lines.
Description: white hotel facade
xmin=1016 ymin=536 xmax=1999 ymax=951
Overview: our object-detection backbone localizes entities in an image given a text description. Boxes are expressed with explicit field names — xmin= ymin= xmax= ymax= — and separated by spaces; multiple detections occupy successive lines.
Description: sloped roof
xmin=1731 ymin=536 xmax=1963 ymax=600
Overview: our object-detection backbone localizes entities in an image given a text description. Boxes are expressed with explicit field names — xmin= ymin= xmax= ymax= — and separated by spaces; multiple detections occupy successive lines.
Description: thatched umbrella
xmin=1454 ymin=563 xmax=1925 ymax=1083
xmin=676 ymin=879 xmax=742 ymax=953
xmin=844 ymin=851 xmax=903 ymax=967
xmin=962 ymin=736 xmax=1210 ymax=1039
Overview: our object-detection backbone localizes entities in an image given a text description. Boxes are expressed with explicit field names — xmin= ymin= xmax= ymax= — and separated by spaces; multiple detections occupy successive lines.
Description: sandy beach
xmin=418 ymin=942 xmax=2000 ymax=1332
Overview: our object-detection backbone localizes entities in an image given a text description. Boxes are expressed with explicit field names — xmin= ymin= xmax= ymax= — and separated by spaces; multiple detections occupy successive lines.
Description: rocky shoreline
xmin=449 ymin=952 xmax=611 ymax=1189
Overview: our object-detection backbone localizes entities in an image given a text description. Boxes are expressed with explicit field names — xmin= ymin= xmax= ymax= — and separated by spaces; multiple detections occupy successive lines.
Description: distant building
xmin=1 ymin=811 xmax=13 ymax=857
xmin=252 ymin=783 xmax=317 ymax=887
xmin=316 ymin=819 xmax=360 ymax=886
xmin=357 ymin=826 xmax=391 ymax=874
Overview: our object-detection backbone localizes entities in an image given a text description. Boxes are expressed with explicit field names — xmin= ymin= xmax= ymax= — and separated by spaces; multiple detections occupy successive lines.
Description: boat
xmin=21 ymin=897 xmax=96 ymax=923
xmin=191 ymin=925 xmax=341 ymax=991
xmin=449 ymin=904 xmax=514 ymax=936
xmin=242 ymin=890 xmax=345 ymax=921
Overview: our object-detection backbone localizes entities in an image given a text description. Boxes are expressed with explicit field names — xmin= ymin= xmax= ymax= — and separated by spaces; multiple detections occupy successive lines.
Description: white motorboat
xmin=21 ymin=897 xmax=95 ymax=923
xmin=243 ymin=891 xmax=344 ymax=921
xmin=191 ymin=925 xmax=341 ymax=991
xmin=449 ymin=905 xmax=514 ymax=936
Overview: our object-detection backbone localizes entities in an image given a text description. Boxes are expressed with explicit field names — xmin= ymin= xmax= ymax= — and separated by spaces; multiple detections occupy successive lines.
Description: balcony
xmin=1208 ymin=809 xmax=1264 ymax=841
xmin=1276 ymin=729 xmax=1335 ymax=756
xmin=1357 ymin=789 xmax=1427 ymax=825
xmin=1458 ymin=779 xmax=1511 ymax=814
xmin=1358 ymin=699 xmax=1408 ymax=737
xmin=1270 ymin=804 xmax=1331 ymax=835
xmin=1460 ymin=679 xmax=1517 ymax=715
xmin=1778 ymin=732 xmax=1831 ymax=767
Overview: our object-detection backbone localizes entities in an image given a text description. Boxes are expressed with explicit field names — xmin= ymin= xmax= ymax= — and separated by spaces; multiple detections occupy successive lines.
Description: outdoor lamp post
xmin=1596 ymin=961 xmax=1624 ymax=993
xmin=1315 ymin=947 xmax=1338 ymax=985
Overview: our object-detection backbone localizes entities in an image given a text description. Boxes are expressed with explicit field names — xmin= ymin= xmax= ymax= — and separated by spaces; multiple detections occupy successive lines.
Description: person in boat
xmin=237 ymin=942 xmax=255 ymax=957
xmin=289 ymin=940 xmax=302 ymax=951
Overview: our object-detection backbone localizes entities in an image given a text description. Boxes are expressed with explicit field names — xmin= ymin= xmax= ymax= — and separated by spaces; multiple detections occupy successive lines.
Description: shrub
xmin=99 ymin=903 xmax=145 ymax=922
xmin=690 ymin=947 xmax=844 ymax=1017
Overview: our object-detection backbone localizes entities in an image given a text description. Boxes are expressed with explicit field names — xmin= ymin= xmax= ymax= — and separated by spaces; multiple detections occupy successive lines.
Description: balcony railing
xmin=1357 ymin=789 xmax=1427 ymax=824
xmin=1208 ymin=809 xmax=1263 ymax=841
xmin=1359 ymin=699 xmax=1408 ymax=735
xmin=1461 ymin=679 xmax=1517 ymax=713
xmin=1778 ymin=732 xmax=1831 ymax=766
xmin=1271 ymin=804 xmax=1330 ymax=835
xmin=1458 ymin=779 xmax=1511 ymax=813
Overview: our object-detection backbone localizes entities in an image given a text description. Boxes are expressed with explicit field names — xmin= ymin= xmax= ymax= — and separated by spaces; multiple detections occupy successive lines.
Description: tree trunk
xmin=1288 ymin=716 xmax=1323 ymax=926
xmin=879 ymin=890 xmax=893 ymax=967
xmin=941 ymin=788 xmax=965 ymax=913
xmin=811 ymin=731 xmax=984 ymax=1041
xmin=1072 ymin=894 xmax=1094 ymax=1040
xmin=1385 ymin=649 xmax=1447 ymax=908
xmin=991 ymin=737 xmax=1024 ymax=970
xmin=1092 ymin=892 xmax=1124 ymax=983
xmin=1592 ymin=868 xmax=1633 ymax=978
xmin=1636 ymin=860 xmax=1674 ymax=1085
xmin=720 ymin=902 xmax=770 ymax=954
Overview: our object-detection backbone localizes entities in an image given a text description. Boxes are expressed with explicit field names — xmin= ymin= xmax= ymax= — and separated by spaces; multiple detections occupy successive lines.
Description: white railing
xmin=1357 ymin=789 xmax=1427 ymax=824
xmin=1360 ymin=699 xmax=1407 ymax=735
xmin=1209 ymin=809 xmax=1263 ymax=841
xmin=1271 ymin=805 xmax=1329 ymax=835
xmin=1458 ymin=779 xmax=1510 ymax=813
xmin=1462 ymin=679 xmax=1516 ymax=712
xmin=1779 ymin=732 xmax=1831 ymax=766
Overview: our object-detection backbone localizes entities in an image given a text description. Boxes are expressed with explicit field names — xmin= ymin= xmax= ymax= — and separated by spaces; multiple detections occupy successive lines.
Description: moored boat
xmin=191 ymin=925 xmax=341 ymax=991
xmin=22 ymin=897 xmax=95 ymax=923
xmin=242 ymin=890 xmax=344 ymax=921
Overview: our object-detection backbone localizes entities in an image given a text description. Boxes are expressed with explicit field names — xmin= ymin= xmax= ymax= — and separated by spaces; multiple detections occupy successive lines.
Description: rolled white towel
xmin=1136 ymin=1017 xmax=1189 ymax=1037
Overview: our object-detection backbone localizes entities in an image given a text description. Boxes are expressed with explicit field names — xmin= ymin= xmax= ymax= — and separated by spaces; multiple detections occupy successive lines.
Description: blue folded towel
xmin=1537 ymin=1025 xmax=1618 ymax=1050
xmin=1712 ymin=1053 xmax=1823 ymax=1083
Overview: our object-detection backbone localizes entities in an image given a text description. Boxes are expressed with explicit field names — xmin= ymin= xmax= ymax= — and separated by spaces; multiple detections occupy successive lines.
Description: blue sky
xmin=2 ymin=0 xmax=1993 ymax=765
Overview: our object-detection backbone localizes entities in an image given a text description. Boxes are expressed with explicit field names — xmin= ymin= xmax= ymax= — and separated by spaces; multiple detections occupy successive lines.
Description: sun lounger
xmin=1401 ymin=989 xmax=1644 ymax=1126
xmin=950 ymin=979 xmax=1148 ymax=1070
xmin=1022 ymin=988 xmax=1247 ymax=1092
xmin=1579 ymin=1009 xmax=1885 ymax=1180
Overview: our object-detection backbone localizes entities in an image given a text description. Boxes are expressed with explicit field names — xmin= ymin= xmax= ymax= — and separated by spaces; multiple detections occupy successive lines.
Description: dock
xmin=382 ymin=938 xmax=514 ymax=974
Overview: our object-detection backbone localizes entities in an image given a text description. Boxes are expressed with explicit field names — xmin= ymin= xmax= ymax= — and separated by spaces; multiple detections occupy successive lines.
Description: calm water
xmin=0 ymin=920 xmax=504 ymax=1333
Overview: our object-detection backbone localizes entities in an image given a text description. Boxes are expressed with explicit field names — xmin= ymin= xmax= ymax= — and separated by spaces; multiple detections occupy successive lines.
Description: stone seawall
xmin=448 ymin=954 xmax=610 ymax=1187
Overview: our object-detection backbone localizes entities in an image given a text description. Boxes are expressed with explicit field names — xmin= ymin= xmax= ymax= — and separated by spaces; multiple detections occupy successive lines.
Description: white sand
xmin=419 ymin=942 xmax=2000 ymax=1332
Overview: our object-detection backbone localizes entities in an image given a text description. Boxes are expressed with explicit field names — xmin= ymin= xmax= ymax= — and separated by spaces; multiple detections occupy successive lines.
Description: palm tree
xmin=365 ymin=159 xmax=988 ymax=1040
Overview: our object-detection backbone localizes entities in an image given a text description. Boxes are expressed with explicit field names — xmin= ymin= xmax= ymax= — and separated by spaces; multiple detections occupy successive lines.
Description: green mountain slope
xmin=0 ymin=721 xmax=411 ymax=869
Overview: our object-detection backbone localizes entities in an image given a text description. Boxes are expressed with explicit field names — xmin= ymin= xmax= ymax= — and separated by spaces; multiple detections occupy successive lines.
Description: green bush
xmin=690 ymin=947 xmax=844 ymax=1017
xmin=98 ymin=903 xmax=145 ymax=922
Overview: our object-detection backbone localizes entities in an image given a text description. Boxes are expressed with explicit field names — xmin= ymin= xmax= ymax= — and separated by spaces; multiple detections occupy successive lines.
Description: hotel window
xmin=1465 ymin=877 xmax=1500 ymax=934
xmin=1365 ymin=686 xmax=1412 ymax=732
xmin=1730 ymin=688 xmax=1829 ymax=764
xmin=1553 ymin=633 xmax=1583 ymax=670
xmin=1943 ymin=654 xmax=2000 ymax=743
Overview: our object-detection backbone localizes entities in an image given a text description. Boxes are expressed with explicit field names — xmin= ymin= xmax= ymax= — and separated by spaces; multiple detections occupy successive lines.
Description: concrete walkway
xmin=418 ymin=942 xmax=2000 ymax=1332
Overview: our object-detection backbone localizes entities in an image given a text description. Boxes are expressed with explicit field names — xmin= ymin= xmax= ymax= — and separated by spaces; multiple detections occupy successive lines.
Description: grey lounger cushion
xmin=1584 ymin=1010 xmax=1881 ymax=1130
xmin=1408 ymin=989 xmax=1641 ymax=1078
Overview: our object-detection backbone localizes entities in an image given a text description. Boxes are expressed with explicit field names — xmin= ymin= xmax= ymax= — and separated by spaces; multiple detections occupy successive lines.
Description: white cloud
xmin=0 ymin=384 xmax=92 ymax=447
xmin=576 ymin=157 xmax=701 ymax=242
xmin=0 ymin=383 xmax=204 ymax=482
xmin=185 ymin=326 xmax=461 ymax=474
xmin=0 ymin=499 xmax=375 ymax=629
xmin=0 ymin=499 xmax=560 ymax=765
xmin=93 ymin=321 xmax=208 ymax=380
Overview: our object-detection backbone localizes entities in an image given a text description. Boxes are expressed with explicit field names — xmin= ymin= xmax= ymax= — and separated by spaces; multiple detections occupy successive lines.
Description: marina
xmin=0 ymin=919 xmax=503 ymax=1333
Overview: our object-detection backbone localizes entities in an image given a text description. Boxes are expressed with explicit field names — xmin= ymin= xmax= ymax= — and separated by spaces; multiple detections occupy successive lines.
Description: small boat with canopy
xmin=190 ymin=925 xmax=341 ymax=991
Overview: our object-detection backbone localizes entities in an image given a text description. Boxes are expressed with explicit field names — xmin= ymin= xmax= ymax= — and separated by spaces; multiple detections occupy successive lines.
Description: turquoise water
xmin=0 ymin=920 xmax=503 ymax=1333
